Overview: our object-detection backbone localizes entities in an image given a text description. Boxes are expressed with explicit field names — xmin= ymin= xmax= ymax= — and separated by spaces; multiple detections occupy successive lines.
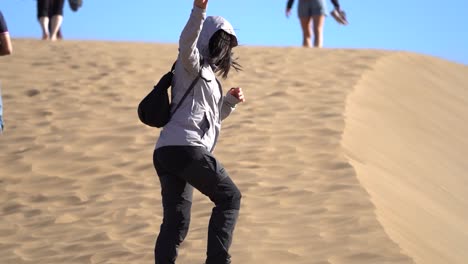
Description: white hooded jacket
xmin=155 ymin=5 xmax=240 ymax=153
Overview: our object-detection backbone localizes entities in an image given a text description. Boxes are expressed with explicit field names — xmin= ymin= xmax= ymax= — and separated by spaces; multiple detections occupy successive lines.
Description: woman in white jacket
xmin=153 ymin=0 xmax=245 ymax=263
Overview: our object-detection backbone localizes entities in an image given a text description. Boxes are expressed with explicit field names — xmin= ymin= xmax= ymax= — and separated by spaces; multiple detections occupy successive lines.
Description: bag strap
xmin=170 ymin=65 xmax=202 ymax=117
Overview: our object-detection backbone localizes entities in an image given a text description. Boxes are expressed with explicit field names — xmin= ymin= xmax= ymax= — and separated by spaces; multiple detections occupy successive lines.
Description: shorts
xmin=298 ymin=0 xmax=327 ymax=18
xmin=37 ymin=0 xmax=65 ymax=18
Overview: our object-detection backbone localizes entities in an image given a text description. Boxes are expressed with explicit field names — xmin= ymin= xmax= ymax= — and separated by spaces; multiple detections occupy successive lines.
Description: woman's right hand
xmin=229 ymin=87 xmax=245 ymax=103
xmin=194 ymin=0 xmax=208 ymax=9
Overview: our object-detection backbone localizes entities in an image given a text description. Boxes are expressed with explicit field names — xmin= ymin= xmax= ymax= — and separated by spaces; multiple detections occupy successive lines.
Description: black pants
xmin=37 ymin=0 xmax=64 ymax=18
xmin=153 ymin=146 xmax=241 ymax=264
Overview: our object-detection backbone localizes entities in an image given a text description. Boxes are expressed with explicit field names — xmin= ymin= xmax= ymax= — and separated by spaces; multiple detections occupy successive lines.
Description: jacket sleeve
xmin=331 ymin=0 xmax=341 ymax=10
xmin=178 ymin=5 xmax=206 ymax=76
xmin=220 ymin=93 xmax=241 ymax=121
xmin=286 ymin=0 xmax=295 ymax=9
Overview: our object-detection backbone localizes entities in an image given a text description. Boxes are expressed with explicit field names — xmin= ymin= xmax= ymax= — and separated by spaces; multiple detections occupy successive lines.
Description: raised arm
xmin=178 ymin=1 xmax=207 ymax=75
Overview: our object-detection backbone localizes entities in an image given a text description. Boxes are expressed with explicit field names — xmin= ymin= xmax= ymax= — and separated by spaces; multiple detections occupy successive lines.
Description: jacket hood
xmin=197 ymin=16 xmax=238 ymax=59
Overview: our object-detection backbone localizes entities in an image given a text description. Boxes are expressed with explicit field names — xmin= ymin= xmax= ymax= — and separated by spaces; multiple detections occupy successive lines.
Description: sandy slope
xmin=0 ymin=39 xmax=464 ymax=264
xmin=342 ymin=53 xmax=468 ymax=264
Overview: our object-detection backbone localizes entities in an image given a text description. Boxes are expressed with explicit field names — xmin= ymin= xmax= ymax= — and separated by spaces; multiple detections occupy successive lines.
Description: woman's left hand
xmin=194 ymin=0 xmax=208 ymax=9
xmin=229 ymin=87 xmax=245 ymax=103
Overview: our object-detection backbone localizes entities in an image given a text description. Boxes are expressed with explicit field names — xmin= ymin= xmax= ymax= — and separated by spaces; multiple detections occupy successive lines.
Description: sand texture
xmin=0 ymin=39 xmax=467 ymax=264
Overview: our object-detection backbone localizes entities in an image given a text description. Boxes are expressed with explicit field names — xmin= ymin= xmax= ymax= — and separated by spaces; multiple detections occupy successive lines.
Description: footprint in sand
xmin=25 ymin=89 xmax=40 ymax=97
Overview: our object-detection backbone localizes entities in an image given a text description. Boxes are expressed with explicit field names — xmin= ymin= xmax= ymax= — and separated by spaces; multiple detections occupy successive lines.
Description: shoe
xmin=68 ymin=0 xmax=83 ymax=12
xmin=331 ymin=9 xmax=348 ymax=25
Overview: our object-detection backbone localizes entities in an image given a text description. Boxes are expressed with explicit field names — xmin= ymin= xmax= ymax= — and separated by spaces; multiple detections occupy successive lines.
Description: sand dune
xmin=342 ymin=53 xmax=468 ymax=264
xmin=0 ymin=39 xmax=465 ymax=264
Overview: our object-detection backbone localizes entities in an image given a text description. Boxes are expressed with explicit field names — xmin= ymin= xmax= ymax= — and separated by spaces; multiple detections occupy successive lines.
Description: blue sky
xmin=2 ymin=0 xmax=467 ymax=65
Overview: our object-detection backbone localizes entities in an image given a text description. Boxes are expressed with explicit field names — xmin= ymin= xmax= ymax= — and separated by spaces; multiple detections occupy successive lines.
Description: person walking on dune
xmin=37 ymin=0 xmax=65 ymax=41
xmin=286 ymin=0 xmax=348 ymax=47
xmin=0 ymin=10 xmax=13 ymax=133
xmin=152 ymin=0 xmax=245 ymax=263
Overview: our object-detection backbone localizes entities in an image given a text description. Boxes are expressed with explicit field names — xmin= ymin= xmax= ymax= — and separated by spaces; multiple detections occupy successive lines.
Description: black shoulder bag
xmin=137 ymin=62 xmax=201 ymax=128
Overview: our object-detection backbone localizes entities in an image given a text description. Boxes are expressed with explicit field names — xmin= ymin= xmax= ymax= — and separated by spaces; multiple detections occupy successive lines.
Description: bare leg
xmin=50 ymin=15 xmax=63 ymax=41
xmin=48 ymin=18 xmax=63 ymax=40
xmin=57 ymin=28 xmax=63 ymax=40
xmin=312 ymin=15 xmax=325 ymax=48
xmin=39 ymin=17 xmax=50 ymax=40
xmin=299 ymin=17 xmax=312 ymax=48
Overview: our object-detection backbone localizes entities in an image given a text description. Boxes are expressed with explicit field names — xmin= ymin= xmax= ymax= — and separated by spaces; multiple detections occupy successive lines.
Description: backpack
xmin=137 ymin=61 xmax=201 ymax=128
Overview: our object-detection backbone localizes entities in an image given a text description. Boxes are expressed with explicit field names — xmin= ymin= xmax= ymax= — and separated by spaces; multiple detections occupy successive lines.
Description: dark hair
xmin=208 ymin=30 xmax=242 ymax=79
